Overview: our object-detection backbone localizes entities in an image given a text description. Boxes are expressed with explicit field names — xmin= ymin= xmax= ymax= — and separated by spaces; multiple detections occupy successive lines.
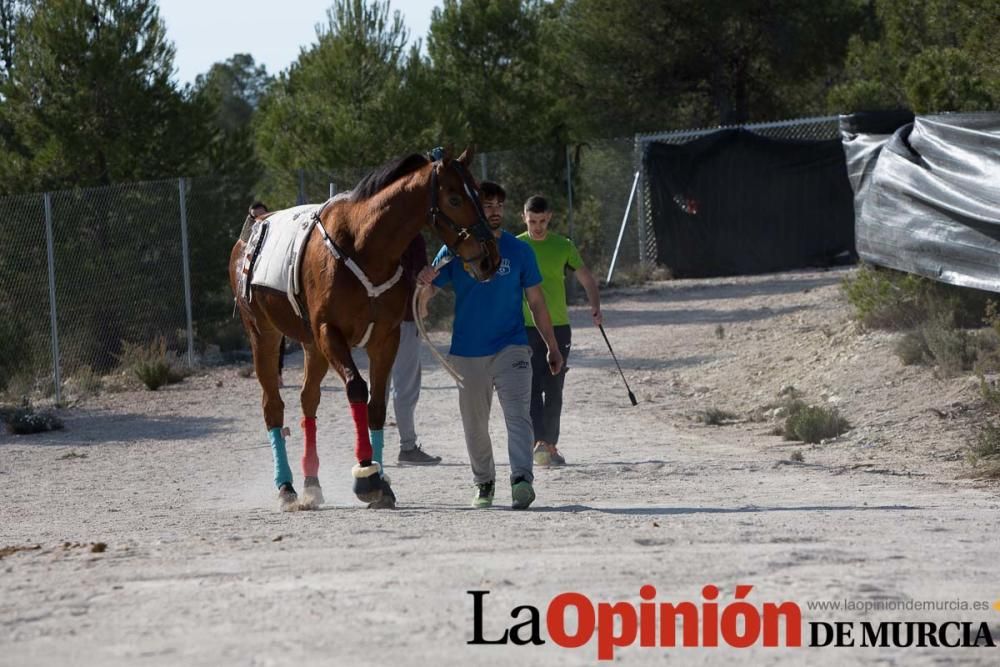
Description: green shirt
xmin=518 ymin=231 xmax=584 ymax=327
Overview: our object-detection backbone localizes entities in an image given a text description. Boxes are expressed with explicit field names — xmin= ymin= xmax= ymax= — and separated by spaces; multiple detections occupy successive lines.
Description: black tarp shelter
xmin=644 ymin=129 xmax=856 ymax=277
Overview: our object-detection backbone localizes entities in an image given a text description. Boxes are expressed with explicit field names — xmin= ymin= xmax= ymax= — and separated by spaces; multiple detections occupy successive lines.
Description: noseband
xmin=427 ymin=161 xmax=494 ymax=266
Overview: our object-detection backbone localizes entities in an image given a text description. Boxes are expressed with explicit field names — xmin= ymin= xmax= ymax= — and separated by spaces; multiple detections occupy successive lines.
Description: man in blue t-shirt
xmin=417 ymin=181 xmax=563 ymax=510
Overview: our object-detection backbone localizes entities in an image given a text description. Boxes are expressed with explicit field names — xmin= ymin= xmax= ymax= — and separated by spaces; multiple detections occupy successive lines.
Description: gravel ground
xmin=2 ymin=267 xmax=999 ymax=666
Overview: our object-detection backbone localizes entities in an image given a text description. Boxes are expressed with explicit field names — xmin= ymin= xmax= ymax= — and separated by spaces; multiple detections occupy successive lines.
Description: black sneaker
xmin=472 ymin=480 xmax=495 ymax=508
xmin=397 ymin=446 xmax=442 ymax=465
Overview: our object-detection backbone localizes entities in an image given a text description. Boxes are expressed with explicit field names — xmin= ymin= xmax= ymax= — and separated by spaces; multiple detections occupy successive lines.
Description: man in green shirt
xmin=518 ymin=195 xmax=602 ymax=466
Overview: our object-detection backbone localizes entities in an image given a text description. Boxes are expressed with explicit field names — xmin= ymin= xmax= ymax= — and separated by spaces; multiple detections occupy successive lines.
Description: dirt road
xmin=3 ymin=268 xmax=998 ymax=665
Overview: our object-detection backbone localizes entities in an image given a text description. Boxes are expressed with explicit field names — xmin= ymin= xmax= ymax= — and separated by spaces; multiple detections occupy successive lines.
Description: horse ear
xmin=457 ymin=144 xmax=475 ymax=166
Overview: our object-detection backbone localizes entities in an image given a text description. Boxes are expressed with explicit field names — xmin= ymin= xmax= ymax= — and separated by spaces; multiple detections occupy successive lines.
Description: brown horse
xmin=229 ymin=148 xmax=499 ymax=510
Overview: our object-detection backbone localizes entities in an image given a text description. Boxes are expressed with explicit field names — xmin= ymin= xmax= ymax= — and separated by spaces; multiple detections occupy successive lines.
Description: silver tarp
xmin=843 ymin=112 xmax=1000 ymax=292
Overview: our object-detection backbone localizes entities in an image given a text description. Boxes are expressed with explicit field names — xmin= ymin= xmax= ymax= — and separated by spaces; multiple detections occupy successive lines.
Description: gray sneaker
xmin=397 ymin=446 xmax=442 ymax=465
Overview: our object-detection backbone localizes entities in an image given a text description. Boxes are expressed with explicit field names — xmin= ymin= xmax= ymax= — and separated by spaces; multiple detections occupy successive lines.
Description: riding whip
xmin=598 ymin=324 xmax=637 ymax=406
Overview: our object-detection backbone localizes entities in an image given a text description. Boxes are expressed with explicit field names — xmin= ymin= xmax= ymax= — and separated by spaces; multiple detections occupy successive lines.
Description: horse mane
xmin=350 ymin=153 xmax=430 ymax=201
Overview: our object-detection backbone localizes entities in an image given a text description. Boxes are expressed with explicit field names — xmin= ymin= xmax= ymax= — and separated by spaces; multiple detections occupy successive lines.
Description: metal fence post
xmin=479 ymin=153 xmax=488 ymax=182
xmin=634 ymin=135 xmax=648 ymax=266
xmin=43 ymin=192 xmax=61 ymax=404
xmin=565 ymin=145 xmax=579 ymax=299
xmin=565 ymin=145 xmax=574 ymax=240
xmin=178 ymin=178 xmax=195 ymax=367
xmin=297 ymin=169 xmax=306 ymax=205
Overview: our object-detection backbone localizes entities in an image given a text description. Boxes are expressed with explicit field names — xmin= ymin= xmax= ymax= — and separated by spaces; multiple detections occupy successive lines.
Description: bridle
xmin=427 ymin=160 xmax=495 ymax=267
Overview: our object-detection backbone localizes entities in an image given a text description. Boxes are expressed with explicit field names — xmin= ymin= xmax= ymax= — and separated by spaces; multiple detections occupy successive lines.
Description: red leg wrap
xmin=350 ymin=402 xmax=372 ymax=462
xmin=301 ymin=416 xmax=319 ymax=477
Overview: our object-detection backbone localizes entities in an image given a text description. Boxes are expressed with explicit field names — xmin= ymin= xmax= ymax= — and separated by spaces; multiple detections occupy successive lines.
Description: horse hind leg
xmin=248 ymin=319 xmax=298 ymax=511
xmin=297 ymin=343 xmax=328 ymax=510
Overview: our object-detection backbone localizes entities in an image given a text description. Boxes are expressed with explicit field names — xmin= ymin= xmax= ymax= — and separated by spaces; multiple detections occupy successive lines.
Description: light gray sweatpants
xmin=390 ymin=321 xmax=421 ymax=451
xmin=448 ymin=344 xmax=534 ymax=485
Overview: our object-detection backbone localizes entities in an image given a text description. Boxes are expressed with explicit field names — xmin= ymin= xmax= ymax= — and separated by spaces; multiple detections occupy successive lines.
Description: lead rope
xmin=413 ymin=255 xmax=465 ymax=388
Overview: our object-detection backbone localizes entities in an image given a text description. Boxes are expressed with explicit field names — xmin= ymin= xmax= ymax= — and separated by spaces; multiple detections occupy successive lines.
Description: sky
xmin=157 ymin=0 xmax=442 ymax=87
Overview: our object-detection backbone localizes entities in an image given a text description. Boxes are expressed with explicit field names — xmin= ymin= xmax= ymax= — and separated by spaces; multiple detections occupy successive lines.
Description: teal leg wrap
xmin=370 ymin=429 xmax=384 ymax=473
xmin=269 ymin=427 xmax=292 ymax=488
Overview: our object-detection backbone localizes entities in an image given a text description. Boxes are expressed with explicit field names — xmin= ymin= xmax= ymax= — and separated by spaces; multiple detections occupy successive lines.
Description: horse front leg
xmin=365 ymin=327 xmax=401 ymax=509
xmin=297 ymin=342 xmax=329 ymax=509
xmin=315 ymin=323 xmax=383 ymax=504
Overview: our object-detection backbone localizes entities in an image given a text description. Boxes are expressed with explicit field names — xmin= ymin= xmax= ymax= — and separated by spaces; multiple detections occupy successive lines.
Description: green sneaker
xmin=472 ymin=481 xmax=495 ymax=508
xmin=511 ymin=477 xmax=536 ymax=510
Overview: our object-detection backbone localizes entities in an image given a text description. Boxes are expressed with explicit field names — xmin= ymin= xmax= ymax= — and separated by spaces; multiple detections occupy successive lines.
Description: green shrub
xmin=135 ymin=360 xmax=172 ymax=390
xmin=119 ymin=338 xmax=187 ymax=391
xmin=980 ymin=377 xmax=1000 ymax=416
xmin=843 ymin=265 xmax=994 ymax=331
xmin=748 ymin=395 xmax=806 ymax=424
xmin=971 ymin=324 xmax=1000 ymax=374
xmin=894 ymin=331 xmax=930 ymax=365
xmin=921 ymin=316 xmax=976 ymax=377
xmin=3 ymin=404 xmax=64 ymax=435
xmin=784 ymin=405 xmax=850 ymax=443
xmin=969 ymin=422 xmax=1000 ymax=462
xmin=842 ymin=265 xmax=927 ymax=330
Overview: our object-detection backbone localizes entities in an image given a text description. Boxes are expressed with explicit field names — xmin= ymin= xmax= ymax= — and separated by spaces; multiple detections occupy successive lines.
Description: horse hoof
xmin=352 ymin=462 xmax=383 ymax=503
xmin=277 ymin=483 xmax=298 ymax=512
xmin=367 ymin=476 xmax=396 ymax=509
xmin=353 ymin=477 xmax=382 ymax=503
xmin=299 ymin=476 xmax=324 ymax=509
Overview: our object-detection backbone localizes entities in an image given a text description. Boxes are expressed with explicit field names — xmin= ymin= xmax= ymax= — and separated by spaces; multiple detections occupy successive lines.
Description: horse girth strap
xmin=311 ymin=214 xmax=403 ymax=299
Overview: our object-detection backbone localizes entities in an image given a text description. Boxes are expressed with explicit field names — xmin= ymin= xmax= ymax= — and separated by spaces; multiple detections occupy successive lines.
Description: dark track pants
xmin=526 ymin=325 xmax=572 ymax=445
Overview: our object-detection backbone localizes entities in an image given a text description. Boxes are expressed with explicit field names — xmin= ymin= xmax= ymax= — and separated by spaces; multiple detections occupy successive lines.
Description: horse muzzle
xmin=458 ymin=236 xmax=500 ymax=282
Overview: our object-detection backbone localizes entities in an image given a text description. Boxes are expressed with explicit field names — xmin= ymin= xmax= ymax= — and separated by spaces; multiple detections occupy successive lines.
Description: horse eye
xmin=447 ymin=195 xmax=462 ymax=207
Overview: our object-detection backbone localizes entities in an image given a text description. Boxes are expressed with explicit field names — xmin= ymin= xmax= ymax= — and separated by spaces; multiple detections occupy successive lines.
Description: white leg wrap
xmin=352 ymin=461 xmax=381 ymax=479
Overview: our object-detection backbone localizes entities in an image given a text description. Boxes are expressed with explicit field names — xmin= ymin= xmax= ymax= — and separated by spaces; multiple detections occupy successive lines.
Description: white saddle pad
xmin=248 ymin=203 xmax=323 ymax=317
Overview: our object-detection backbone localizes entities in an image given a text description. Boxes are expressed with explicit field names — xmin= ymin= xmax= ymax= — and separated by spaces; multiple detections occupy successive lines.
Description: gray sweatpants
xmin=389 ymin=321 xmax=421 ymax=451
xmin=449 ymin=344 xmax=534 ymax=485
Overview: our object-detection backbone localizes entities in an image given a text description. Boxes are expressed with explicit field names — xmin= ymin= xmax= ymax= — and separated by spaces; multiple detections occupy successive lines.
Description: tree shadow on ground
xmin=0 ymin=412 xmax=234 ymax=447
xmin=611 ymin=274 xmax=845 ymax=305
xmin=591 ymin=304 xmax=809 ymax=329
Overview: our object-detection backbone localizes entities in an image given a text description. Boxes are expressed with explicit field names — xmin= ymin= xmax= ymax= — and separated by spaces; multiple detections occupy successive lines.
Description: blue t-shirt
xmin=432 ymin=231 xmax=542 ymax=357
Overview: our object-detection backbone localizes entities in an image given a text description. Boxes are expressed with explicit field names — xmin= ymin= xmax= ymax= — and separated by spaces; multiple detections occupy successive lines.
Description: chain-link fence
xmin=479 ymin=138 xmax=641 ymax=283
xmin=0 ymin=193 xmax=51 ymax=398
xmin=0 ymin=141 xmax=653 ymax=405
xmin=0 ymin=181 xmax=193 ymax=403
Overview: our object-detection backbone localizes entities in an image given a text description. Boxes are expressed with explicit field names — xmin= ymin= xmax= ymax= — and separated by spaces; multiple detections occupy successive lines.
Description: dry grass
xmin=697 ymin=407 xmax=738 ymax=426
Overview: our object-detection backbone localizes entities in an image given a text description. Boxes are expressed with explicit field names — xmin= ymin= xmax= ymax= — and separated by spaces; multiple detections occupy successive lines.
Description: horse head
xmin=427 ymin=146 xmax=501 ymax=282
